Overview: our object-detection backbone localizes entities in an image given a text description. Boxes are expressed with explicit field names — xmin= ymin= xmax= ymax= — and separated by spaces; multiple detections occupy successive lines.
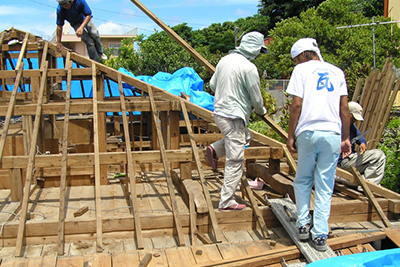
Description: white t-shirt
xmin=286 ymin=60 xmax=348 ymax=137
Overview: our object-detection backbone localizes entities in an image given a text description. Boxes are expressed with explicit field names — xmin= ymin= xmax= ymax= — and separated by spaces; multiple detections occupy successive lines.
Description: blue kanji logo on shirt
xmin=317 ymin=72 xmax=334 ymax=92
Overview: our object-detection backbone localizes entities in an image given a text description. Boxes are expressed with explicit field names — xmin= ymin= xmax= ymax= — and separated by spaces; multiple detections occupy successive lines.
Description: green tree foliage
xmin=349 ymin=0 xmax=384 ymax=17
xmin=258 ymin=0 xmax=325 ymax=30
xmin=378 ymin=117 xmax=400 ymax=193
xmin=265 ymin=0 xmax=400 ymax=98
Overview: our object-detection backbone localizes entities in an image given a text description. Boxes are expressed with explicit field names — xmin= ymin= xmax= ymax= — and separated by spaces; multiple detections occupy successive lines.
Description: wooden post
xmin=91 ymin=62 xmax=103 ymax=252
xmin=57 ymin=60 xmax=72 ymax=255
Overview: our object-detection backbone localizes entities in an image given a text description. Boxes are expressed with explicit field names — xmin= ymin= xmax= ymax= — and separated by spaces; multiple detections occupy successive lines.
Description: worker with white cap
xmin=206 ymin=31 xmax=268 ymax=211
xmin=55 ymin=0 xmax=107 ymax=62
xmin=338 ymin=101 xmax=386 ymax=185
xmin=286 ymin=37 xmax=351 ymax=251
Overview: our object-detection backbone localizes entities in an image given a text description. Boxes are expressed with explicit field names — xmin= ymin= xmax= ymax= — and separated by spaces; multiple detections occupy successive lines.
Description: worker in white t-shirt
xmin=286 ymin=38 xmax=351 ymax=252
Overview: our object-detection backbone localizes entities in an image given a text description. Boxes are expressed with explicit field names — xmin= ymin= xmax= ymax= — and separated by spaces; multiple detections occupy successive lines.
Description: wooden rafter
xmin=180 ymin=98 xmax=224 ymax=243
xmin=14 ymin=61 xmax=48 ymax=257
xmin=117 ymin=73 xmax=144 ymax=249
xmin=147 ymin=84 xmax=185 ymax=246
xmin=57 ymin=58 xmax=73 ymax=255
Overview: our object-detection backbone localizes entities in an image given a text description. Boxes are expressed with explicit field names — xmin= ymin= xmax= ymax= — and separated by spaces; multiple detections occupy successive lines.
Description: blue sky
xmin=1 ymin=0 xmax=260 ymax=40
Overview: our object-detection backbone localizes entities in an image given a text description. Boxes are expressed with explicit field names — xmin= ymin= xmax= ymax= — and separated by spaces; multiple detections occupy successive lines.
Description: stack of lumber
xmin=352 ymin=58 xmax=400 ymax=149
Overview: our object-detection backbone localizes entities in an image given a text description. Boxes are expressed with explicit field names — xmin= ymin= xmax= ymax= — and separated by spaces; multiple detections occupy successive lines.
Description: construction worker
xmin=338 ymin=101 xmax=386 ymax=185
xmin=55 ymin=0 xmax=107 ymax=62
xmin=286 ymin=38 xmax=351 ymax=251
xmin=206 ymin=31 xmax=268 ymax=211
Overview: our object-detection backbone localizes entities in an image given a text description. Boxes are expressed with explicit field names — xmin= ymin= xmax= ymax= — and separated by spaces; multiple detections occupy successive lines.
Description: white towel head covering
xmin=290 ymin=38 xmax=324 ymax=62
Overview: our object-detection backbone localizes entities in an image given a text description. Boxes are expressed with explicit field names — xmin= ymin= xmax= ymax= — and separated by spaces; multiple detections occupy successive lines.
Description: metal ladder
xmin=266 ymin=196 xmax=336 ymax=265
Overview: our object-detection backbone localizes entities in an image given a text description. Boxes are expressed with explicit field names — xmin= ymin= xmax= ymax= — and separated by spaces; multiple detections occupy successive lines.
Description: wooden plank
xmin=14 ymin=61 xmax=48 ymax=257
xmin=118 ymin=73 xmax=144 ymax=249
xmin=57 ymin=60 xmax=73 ymax=256
xmin=111 ymin=251 xmax=140 ymax=267
xmin=147 ymin=85 xmax=185 ymax=246
xmin=15 ymin=33 xmax=29 ymax=71
xmin=0 ymin=63 xmax=24 ymax=164
xmin=350 ymin=166 xmax=391 ymax=228
xmin=92 ymin=62 xmax=103 ymax=252
xmin=240 ymin=175 xmax=270 ymax=239
xmin=27 ymin=256 xmax=57 ymax=267
xmin=164 ymin=247 xmax=197 ymax=267
xmin=191 ymin=244 xmax=223 ymax=265
xmin=180 ymin=99 xmax=224 ymax=243
xmin=385 ymin=228 xmax=400 ymax=247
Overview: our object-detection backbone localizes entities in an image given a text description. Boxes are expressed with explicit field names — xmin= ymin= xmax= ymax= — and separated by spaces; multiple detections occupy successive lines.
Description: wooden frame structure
xmin=0 ymin=21 xmax=399 ymax=266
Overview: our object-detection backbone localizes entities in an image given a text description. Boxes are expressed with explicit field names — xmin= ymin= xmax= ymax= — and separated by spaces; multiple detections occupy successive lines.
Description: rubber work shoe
xmin=100 ymin=53 xmax=108 ymax=60
xmin=218 ymin=204 xmax=246 ymax=211
xmin=313 ymin=236 xmax=327 ymax=252
xmin=206 ymin=145 xmax=218 ymax=170
xmin=298 ymin=224 xmax=310 ymax=241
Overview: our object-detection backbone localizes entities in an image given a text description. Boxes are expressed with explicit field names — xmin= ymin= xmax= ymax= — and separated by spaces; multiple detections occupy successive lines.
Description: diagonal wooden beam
xmin=180 ymin=98 xmax=224 ymax=243
xmin=147 ymin=84 xmax=185 ymax=246
xmin=240 ymin=175 xmax=270 ymax=239
xmin=117 ymin=73 xmax=144 ymax=249
xmin=15 ymin=33 xmax=29 ymax=71
xmin=129 ymin=0 xmax=215 ymax=73
xmin=350 ymin=166 xmax=391 ymax=228
xmin=92 ymin=62 xmax=103 ymax=252
xmin=14 ymin=61 xmax=48 ymax=257
xmin=0 ymin=63 xmax=24 ymax=164
xmin=57 ymin=59 xmax=73 ymax=255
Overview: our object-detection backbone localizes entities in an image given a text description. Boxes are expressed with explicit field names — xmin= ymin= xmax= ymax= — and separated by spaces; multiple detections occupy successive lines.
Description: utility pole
xmin=336 ymin=18 xmax=400 ymax=69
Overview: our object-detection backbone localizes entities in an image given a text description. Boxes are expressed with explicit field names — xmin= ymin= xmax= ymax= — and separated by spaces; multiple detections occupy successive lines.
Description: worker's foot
xmin=218 ymin=204 xmax=246 ymax=211
xmin=206 ymin=145 xmax=218 ymax=170
xmin=298 ymin=224 xmax=310 ymax=241
xmin=100 ymin=53 xmax=108 ymax=61
xmin=312 ymin=236 xmax=327 ymax=252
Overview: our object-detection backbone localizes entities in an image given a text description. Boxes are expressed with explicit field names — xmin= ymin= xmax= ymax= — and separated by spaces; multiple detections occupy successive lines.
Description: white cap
xmin=348 ymin=101 xmax=364 ymax=121
xmin=291 ymin=38 xmax=324 ymax=62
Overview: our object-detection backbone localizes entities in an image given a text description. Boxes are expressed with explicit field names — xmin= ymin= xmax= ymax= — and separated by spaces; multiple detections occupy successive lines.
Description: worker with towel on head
xmin=55 ymin=0 xmax=107 ymax=62
xmin=286 ymin=38 xmax=351 ymax=251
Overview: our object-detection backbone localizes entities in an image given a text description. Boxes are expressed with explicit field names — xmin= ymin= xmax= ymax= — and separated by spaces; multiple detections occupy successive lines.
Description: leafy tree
xmin=378 ymin=117 xmax=400 ymax=193
xmin=258 ymin=0 xmax=325 ymax=30
xmin=265 ymin=0 xmax=400 ymax=98
xmin=349 ymin=0 xmax=384 ymax=17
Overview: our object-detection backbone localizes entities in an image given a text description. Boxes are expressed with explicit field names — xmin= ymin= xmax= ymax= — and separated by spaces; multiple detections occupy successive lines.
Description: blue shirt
xmin=338 ymin=123 xmax=367 ymax=163
xmin=56 ymin=0 xmax=92 ymax=26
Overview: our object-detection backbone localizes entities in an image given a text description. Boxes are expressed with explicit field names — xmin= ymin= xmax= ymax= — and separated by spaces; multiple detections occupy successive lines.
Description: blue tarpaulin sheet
xmin=0 ymin=53 xmax=214 ymax=112
xmin=118 ymin=67 xmax=214 ymax=111
xmin=307 ymin=248 xmax=400 ymax=267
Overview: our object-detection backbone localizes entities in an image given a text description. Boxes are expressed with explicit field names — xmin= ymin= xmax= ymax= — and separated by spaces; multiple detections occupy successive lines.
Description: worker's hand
xmin=56 ymin=42 xmax=63 ymax=52
xmin=75 ymin=27 xmax=83 ymax=37
xmin=253 ymin=107 xmax=267 ymax=116
xmin=341 ymin=139 xmax=351 ymax=158
xmin=286 ymin=137 xmax=297 ymax=154
xmin=359 ymin=143 xmax=367 ymax=155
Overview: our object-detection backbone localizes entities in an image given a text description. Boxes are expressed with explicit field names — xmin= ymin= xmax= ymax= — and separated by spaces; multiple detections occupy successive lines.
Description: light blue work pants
xmin=211 ymin=115 xmax=252 ymax=209
xmin=294 ymin=130 xmax=341 ymax=239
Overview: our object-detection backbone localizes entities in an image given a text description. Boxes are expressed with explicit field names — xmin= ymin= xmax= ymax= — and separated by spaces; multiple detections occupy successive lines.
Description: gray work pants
xmin=339 ymin=149 xmax=386 ymax=185
xmin=71 ymin=19 xmax=103 ymax=62
xmin=211 ymin=115 xmax=252 ymax=209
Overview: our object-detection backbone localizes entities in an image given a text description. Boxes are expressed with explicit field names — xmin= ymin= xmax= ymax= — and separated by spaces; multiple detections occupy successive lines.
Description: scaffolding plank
xmin=267 ymin=197 xmax=336 ymax=263
xmin=14 ymin=61 xmax=49 ymax=257
xmin=180 ymin=99 xmax=224 ymax=243
xmin=147 ymin=84 xmax=185 ymax=246
xmin=118 ymin=73 xmax=144 ymax=249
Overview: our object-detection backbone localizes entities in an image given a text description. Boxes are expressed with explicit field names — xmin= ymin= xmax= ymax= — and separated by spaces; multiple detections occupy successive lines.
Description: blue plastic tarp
xmin=307 ymin=248 xmax=400 ymax=267
xmin=118 ymin=67 xmax=214 ymax=111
